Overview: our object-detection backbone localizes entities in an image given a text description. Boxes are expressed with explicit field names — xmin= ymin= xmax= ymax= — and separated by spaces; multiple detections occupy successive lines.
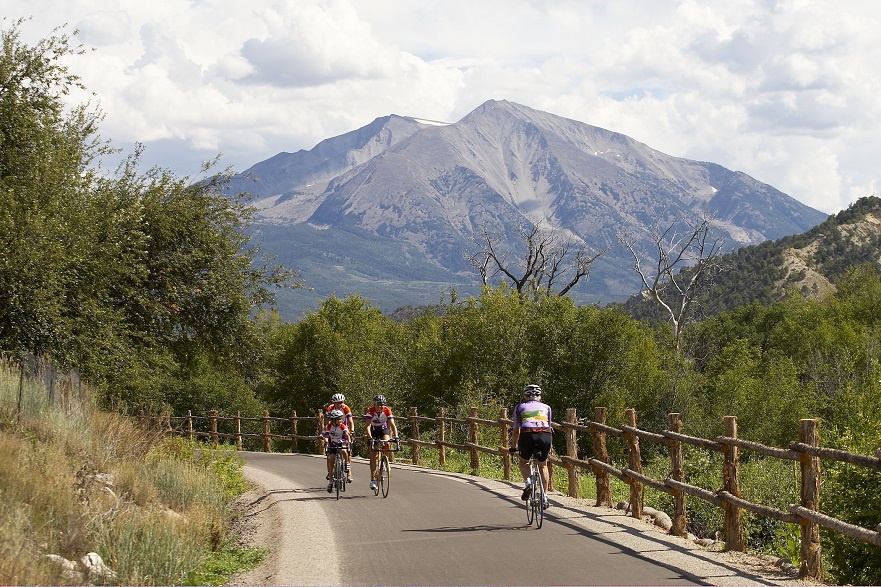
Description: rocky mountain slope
xmin=623 ymin=196 xmax=881 ymax=323
xmin=227 ymin=100 xmax=828 ymax=319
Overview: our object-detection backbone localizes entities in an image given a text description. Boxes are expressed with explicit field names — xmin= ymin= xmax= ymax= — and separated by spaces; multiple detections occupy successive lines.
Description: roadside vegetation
xmin=0 ymin=357 xmax=265 ymax=585
xmin=2 ymin=18 xmax=880 ymax=586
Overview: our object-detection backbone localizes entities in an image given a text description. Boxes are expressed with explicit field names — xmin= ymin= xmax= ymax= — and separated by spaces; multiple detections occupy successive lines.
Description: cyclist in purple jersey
xmin=511 ymin=384 xmax=552 ymax=508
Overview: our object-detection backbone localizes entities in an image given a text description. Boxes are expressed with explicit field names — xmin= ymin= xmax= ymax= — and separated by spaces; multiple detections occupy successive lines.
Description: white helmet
xmin=326 ymin=409 xmax=344 ymax=420
xmin=331 ymin=393 xmax=346 ymax=403
xmin=523 ymin=384 xmax=542 ymax=398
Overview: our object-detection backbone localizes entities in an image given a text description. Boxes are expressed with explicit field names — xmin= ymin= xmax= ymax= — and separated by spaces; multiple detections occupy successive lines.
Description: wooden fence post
xmin=236 ymin=411 xmax=243 ymax=451
xmin=210 ymin=410 xmax=218 ymax=448
xmin=799 ymin=418 xmax=823 ymax=581
xmin=317 ymin=410 xmax=326 ymax=455
xmin=409 ymin=407 xmax=421 ymax=466
xmin=187 ymin=410 xmax=193 ymax=443
xmin=668 ymin=413 xmax=687 ymax=537
xmin=262 ymin=410 xmax=271 ymax=452
xmin=592 ymin=407 xmax=612 ymax=507
xmin=566 ymin=408 xmax=579 ymax=498
xmin=625 ymin=408 xmax=644 ymax=519
xmin=437 ymin=408 xmax=446 ymax=466
xmin=723 ymin=415 xmax=744 ymax=551
xmin=291 ymin=411 xmax=298 ymax=453
xmin=469 ymin=407 xmax=480 ymax=472
xmin=499 ymin=407 xmax=511 ymax=481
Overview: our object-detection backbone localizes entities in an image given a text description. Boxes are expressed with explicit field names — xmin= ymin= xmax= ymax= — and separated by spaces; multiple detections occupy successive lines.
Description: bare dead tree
xmin=467 ymin=220 xmax=605 ymax=297
xmin=617 ymin=212 xmax=725 ymax=350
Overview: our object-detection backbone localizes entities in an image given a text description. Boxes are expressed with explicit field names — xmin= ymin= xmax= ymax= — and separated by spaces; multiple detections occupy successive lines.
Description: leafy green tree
xmin=821 ymin=421 xmax=881 ymax=585
xmin=0 ymin=20 xmax=294 ymax=412
xmin=261 ymin=295 xmax=404 ymax=417
xmin=0 ymin=19 xmax=106 ymax=357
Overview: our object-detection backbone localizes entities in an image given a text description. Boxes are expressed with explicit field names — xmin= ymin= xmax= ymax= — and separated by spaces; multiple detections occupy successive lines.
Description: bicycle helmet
xmin=523 ymin=384 xmax=542 ymax=398
xmin=326 ymin=408 xmax=344 ymax=420
xmin=373 ymin=394 xmax=387 ymax=404
xmin=331 ymin=393 xmax=346 ymax=403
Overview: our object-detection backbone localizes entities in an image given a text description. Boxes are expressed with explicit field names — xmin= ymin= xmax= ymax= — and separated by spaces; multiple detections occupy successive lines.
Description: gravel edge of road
xmin=227 ymin=460 xmax=342 ymax=586
xmin=227 ymin=454 xmax=824 ymax=587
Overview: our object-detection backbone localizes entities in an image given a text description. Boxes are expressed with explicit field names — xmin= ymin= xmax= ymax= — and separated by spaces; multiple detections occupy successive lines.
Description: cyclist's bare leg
xmin=380 ymin=433 xmax=391 ymax=460
xmin=327 ymin=452 xmax=335 ymax=476
xmin=369 ymin=444 xmax=377 ymax=479
xmin=517 ymin=456 xmax=532 ymax=482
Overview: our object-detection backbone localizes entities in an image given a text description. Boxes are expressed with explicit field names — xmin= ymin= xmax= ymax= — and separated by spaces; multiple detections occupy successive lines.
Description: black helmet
xmin=373 ymin=394 xmax=387 ymax=404
xmin=523 ymin=384 xmax=542 ymax=398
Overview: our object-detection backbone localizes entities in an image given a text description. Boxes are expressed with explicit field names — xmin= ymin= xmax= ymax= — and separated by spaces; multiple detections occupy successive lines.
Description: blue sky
xmin=8 ymin=0 xmax=881 ymax=214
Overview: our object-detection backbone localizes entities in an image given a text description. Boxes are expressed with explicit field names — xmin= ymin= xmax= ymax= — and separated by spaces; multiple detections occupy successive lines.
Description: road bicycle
xmin=328 ymin=443 xmax=349 ymax=500
xmin=510 ymin=446 xmax=547 ymax=528
xmin=368 ymin=437 xmax=400 ymax=498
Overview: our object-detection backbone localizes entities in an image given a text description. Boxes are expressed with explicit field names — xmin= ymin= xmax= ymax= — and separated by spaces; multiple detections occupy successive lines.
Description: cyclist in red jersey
xmin=326 ymin=393 xmax=354 ymax=481
xmin=364 ymin=394 xmax=398 ymax=491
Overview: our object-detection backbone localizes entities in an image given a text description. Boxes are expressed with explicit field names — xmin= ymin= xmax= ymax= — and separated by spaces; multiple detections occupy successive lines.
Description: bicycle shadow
xmin=403 ymin=523 xmax=528 ymax=533
xmin=247 ymin=486 xmax=371 ymax=510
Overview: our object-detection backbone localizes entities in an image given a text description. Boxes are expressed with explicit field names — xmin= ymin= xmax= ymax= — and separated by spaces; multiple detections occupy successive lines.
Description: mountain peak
xmin=231 ymin=100 xmax=829 ymax=317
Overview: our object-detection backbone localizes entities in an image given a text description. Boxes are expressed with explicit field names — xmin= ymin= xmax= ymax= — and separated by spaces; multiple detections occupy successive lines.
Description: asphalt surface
xmin=230 ymin=452 xmax=813 ymax=586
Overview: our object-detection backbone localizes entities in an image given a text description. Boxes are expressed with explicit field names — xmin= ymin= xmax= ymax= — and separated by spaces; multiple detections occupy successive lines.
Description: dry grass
xmin=0 ymin=358 xmax=243 ymax=585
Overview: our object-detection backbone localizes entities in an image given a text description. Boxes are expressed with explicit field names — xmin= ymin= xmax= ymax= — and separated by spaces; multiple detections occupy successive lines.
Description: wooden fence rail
xmin=151 ymin=406 xmax=881 ymax=582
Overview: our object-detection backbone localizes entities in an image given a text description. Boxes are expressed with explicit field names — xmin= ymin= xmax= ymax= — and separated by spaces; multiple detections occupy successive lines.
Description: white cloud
xmin=4 ymin=0 xmax=880 ymax=214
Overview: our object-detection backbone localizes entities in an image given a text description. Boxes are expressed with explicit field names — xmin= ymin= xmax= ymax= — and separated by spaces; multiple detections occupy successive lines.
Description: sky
xmin=7 ymin=0 xmax=881 ymax=215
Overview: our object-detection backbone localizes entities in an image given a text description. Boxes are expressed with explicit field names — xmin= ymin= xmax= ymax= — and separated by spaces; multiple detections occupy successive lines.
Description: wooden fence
xmin=155 ymin=406 xmax=881 ymax=582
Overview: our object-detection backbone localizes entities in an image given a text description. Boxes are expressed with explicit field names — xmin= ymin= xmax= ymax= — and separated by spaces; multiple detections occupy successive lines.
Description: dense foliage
xmin=0 ymin=20 xmax=291 ymax=414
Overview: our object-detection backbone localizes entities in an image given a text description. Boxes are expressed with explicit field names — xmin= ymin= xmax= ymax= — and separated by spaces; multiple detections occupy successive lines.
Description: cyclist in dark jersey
xmin=511 ymin=384 xmax=552 ymax=508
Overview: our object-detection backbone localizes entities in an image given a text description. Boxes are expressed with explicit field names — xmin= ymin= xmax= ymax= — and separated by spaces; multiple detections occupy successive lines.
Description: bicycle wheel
xmin=535 ymin=469 xmax=544 ymax=528
xmin=335 ymin=457 xmax=342 ymax=500
xmin=379 ymin=454 xmax=390 ymax=498
xmin=372 ymin=455 xmax=380 ymax=496
xmin=525 ymin=470 xmax=536 ymax=526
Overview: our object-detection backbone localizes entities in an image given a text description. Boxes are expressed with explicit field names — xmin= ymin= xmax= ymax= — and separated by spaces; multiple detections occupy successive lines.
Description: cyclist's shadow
xmin=403 ymin=523 xmax=528 ymax=533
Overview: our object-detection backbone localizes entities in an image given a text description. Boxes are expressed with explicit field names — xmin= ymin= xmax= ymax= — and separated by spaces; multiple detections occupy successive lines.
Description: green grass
xmin=183 ymin=541 xmax=268 ymax=586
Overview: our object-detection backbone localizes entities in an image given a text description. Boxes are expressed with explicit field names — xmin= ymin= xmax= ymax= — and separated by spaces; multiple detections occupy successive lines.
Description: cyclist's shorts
xmin=326 ymin=442 xmax=348 ymax=454
xmin=370 ymin=426 xmax=390 ymax=439
xmin=517 ymin=431 xmax=552 ymax=462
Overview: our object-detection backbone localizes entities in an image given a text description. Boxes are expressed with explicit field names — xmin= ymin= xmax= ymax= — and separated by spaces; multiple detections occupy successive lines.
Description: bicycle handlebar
xmin=368 ymin=437 xmax=401 ymax=451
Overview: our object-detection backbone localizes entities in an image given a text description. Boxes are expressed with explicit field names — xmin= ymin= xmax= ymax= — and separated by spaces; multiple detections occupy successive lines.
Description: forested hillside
xmin=624 ymin=196 xmax=881 ymax=324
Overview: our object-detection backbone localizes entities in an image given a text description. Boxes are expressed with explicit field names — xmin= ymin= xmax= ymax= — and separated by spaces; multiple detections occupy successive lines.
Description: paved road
xmin=233 ymin=452 xmax=807 ymax=586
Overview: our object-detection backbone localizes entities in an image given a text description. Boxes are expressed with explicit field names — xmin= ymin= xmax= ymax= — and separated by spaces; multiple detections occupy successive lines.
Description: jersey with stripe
xmin=323 ymin=422 xmax=349 ymax=444
xmin=514 ymin=400 xmax=552 ymax=430
xmin=364 ymin=405 xmax=394 ymax=429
